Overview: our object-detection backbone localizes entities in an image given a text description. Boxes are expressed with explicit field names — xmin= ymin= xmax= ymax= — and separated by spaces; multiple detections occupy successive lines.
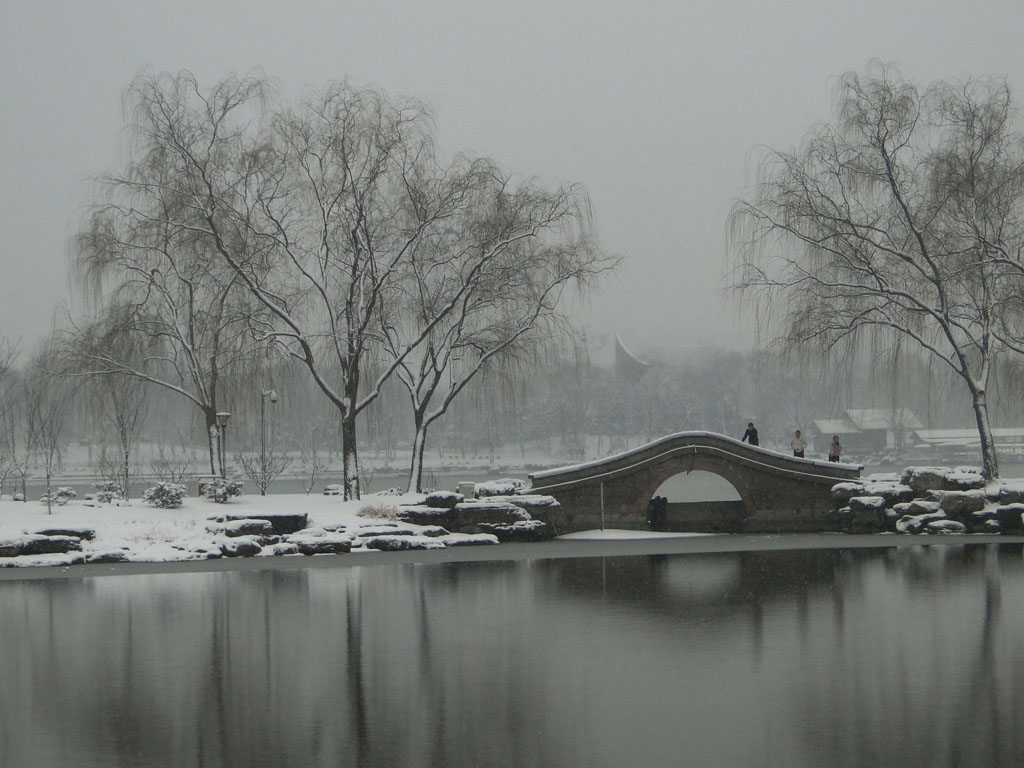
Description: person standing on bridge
xmin=741 ymin=422 xmax=759 ymax=446
xmin=828 ymin=435 xmax=842 ymax=463
xmin=790 ymin=429 xmax=807 ymax=458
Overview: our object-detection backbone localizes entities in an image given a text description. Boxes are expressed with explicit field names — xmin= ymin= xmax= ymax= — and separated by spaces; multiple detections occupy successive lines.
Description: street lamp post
xmin=260 ymin=390 xmax=278 ymax=495
xmin=216 ymin=411 xmax=231 ymax=478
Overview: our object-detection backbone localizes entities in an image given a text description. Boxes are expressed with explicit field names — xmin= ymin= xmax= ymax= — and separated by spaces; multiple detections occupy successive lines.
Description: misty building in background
xmin=913 ymin=427 xmax=1024 ymax=458
xmin=809 ymin=409 xmax=924 ymax=454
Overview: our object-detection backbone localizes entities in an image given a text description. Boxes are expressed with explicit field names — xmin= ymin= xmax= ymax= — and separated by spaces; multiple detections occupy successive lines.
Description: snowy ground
xmin=0 ymin=491 xmax=461 ymax=567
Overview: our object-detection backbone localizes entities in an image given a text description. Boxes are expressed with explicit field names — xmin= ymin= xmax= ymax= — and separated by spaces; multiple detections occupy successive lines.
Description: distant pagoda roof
xmin=614 ymin=333 xmax=650 ymax=381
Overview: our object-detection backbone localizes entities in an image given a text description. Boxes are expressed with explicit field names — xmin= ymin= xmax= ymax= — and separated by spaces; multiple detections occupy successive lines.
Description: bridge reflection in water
xmin=529 ymin=431 xmax=862 ymax=533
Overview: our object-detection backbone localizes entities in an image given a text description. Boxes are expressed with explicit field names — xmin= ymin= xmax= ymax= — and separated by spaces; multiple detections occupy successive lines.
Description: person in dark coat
xmin=741 ymin=422 xmax=759 ymax=446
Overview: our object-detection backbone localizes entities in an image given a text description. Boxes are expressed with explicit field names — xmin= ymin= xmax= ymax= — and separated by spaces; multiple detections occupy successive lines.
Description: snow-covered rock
xmin=395 ymin=505 xmax=453 ymax=526
xmin=355 ymin=525 xmax=419 ymax=537
xmin=993 ymin=481 xmax=1024 ymax=505
xmin=225 ymin=511 xmax=308 ymax=535
xmin=900 ymin=467 xmax=953 ymax=494
xmin=424 ymin=491 xmax=463 ymax=509
xmin=895 ymin=510 xmax=949 ymax=534
xmin=482 ymin=494 xmax=560 ymax=517
xmin=927 ymin=489 xmax=987 ymax=517
xmin=891 ymin=500 xmax=941 ymax=516
xmin=848 ymin=496 xmax=886 ymax=512
xmin=33 ymin=526 xmax=96 ymax=541
xmin=476 ymin=518 xmax=550 ymax=543
xmin=863 ymin=482 xmax=915 ymax=505
xmin=0 ymin=534 xmax=83 ymax=558
xmin=0 ymin=552 xmax=87 ymax=568
xmin=925 ymin=519 xmax=967 ymax=534
xmin=994 ymin=504 xmax=1024 ymax=534
xmin=364 ymin=535 xmax=446 ymax=552
xmin=221 ymin=518 xmax=274 ymax=537
xmin=864 ymin=473 xmax=902 ymax=483
xmin=219 ymin=536 xmax=263 ymax=557
xmin=475 ymin=478 xmax=527 ymax=497
xmin=261 ymin=541 xmax=301 ymax=556
xmin=440 ymin=533 xmax=500 ymax=547
xmin=85 ymin=550 xmax=130 ymax=564
xmin=285 ymin=531 xmax=353 ymax=556
xmin=836 ymin=504 xmax=884 ymax=533
xmin=832 ymin=482 xmax=866 ymax=506
xmin=942 ymin=469 xmax=986 ymax=490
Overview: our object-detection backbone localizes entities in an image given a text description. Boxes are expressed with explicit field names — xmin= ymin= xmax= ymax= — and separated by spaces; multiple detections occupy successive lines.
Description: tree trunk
xmin=205 ymin=411 xmax=218 ymax=477
xmin=121 ymin=425 xmax=130 ymax=504
xmin=968 ymin=384 xmax=999 ymax=480
xmin=341 ymin=409 xmax=360 ymax=500
xmin=407 ymin=413 xmax=428 ymax=494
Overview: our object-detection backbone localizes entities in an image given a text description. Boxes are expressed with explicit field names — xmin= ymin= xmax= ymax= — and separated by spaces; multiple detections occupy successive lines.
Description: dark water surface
xmin=3 ymin=542 xmax=1024 ymax=767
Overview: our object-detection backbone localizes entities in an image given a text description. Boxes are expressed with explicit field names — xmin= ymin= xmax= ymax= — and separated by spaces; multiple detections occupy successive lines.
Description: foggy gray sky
xmin=3 ymin=0 xmax=1023 ymax=356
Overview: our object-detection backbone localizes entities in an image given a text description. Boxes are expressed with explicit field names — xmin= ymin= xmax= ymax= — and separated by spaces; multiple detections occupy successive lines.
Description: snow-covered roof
xmin=845 ymin=409 xmax=924 ymax=430
xmin=915 ymin=427 xmax=1024 ymax=446
xmin=811 ymin=419 xmax=858 ymax=435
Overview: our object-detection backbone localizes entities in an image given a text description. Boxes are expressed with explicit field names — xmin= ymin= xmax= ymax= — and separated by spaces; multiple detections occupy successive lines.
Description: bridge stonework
xmin=528 ymin=432 xmax=862 ymax=534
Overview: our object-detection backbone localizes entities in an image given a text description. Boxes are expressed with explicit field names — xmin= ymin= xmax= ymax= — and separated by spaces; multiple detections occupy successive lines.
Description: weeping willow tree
xmin=730 ymin=64 xmax=1024 ymax=480
xmin=378 ymin=164 xmax=613 ymax=493
xmin=80 ymin=71 xmax=613 ymax=500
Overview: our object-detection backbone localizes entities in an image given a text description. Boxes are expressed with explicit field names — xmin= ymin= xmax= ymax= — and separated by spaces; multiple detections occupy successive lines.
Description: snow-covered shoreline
xmin=0 ymin=490 xmax=504 ymax=570
xmin=6 ymin=464 xmax=1024 ymax=579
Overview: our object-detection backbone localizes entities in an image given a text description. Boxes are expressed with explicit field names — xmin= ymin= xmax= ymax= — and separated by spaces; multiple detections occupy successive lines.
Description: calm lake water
xmin=2 ymin=541 xmax=1023 ymax=767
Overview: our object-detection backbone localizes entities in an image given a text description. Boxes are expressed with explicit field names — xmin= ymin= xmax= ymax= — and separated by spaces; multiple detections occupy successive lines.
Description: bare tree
xmin=92 ymin=374 xmax=148 ymax=502
xmin=22 ymin=355 xmax=68 ymax=513
xmin=150 ymin=455 xmax=191 ymax=483
xmin=90 ymin=72 xmax=612 ymax=498
xmin=380 ymin=176 xmax=613 ymax=490
xmin=1 ymin=383 xmax=32 ymax=502
xmin=239 ymin=452 xmax=291 ymax=495
xmin=0 ymin=340 xmax=19 ymax=498
xmin=89 ymin=73 xmax=439 ymax=499
xmin=730 ymin=65 xmax=1024 ymax=479
xmin=299 ymin=453 xmax=330 ymax=495
xmin=67 ymin=248 xmax=256 ymax=477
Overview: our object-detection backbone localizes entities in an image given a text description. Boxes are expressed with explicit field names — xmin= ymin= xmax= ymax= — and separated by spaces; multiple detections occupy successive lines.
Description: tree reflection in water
xmin=0 ymin=544 xmax=1022 ymax=767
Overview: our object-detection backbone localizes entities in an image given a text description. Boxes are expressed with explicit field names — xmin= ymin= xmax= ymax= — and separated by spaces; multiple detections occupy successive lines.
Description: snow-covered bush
xmin=93 ymin=481 xmax=124 ymax=504
xmin=204 ymin=478 xmax=244 ymax=503
xmin=40 ymin=487 xmax=76 ymax=506
xmin=143 ymin=482 xmax=186 ymax=508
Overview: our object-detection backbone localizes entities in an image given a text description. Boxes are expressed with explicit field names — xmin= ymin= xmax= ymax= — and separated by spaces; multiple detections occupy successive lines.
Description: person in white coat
xmin=790 ymin=429 xmax=807 ymax=458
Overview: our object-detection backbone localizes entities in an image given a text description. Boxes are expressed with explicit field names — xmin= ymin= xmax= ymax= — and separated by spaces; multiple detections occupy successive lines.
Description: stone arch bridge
xmin=528 ymin=431 xmax=862 ymax=534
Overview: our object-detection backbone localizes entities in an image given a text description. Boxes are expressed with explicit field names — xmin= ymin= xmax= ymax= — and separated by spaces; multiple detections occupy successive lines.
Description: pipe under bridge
xmin=528 ymin=431 xmax=862 ymax=534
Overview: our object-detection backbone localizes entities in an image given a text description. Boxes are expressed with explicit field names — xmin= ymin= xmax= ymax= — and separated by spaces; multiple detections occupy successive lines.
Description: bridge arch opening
xmin=648 ymin=470 xmax=746 ymax=533
xmin=652 ymin=470 xmax=741 ymax=502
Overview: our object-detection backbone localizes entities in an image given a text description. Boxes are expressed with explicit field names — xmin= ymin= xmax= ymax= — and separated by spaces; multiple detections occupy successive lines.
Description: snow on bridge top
xmin=529 ymin=431 xmax=863 ymax=484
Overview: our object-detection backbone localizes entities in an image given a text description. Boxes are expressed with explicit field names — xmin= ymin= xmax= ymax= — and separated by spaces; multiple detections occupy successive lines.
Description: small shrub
xmin=358 ymin=502 xmax=399 ymax=520
xmin=204 ymin=478 xmax=244 ymax=503
xmin=143 ymin=482 xmax=186 ymax=508
xmin=40 ymin=486 xmax=77 ymax=506
xmin=93 ymin=481 xmax=124 ymax=504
